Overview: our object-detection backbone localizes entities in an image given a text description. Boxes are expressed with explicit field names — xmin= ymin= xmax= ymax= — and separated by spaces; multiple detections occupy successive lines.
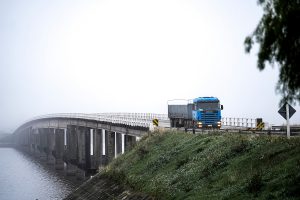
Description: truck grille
xmin=202 ymin=112 xmax=218 ymax=125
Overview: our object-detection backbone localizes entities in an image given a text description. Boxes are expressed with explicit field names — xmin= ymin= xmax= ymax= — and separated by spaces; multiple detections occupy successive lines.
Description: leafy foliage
xmin=104 ymin=132 xmax=300 ymax=199
xmin=244 ymin=0 xmax=300 ymax=105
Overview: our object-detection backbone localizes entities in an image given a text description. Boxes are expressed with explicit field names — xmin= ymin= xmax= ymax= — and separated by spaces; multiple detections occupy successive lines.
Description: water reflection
xmin=0 ymin=148 xmax=83 ymax=200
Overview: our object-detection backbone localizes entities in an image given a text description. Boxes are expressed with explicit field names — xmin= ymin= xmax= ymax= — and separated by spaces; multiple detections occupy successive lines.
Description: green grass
xmin=104 ymin=131 xmax=300 ymax=199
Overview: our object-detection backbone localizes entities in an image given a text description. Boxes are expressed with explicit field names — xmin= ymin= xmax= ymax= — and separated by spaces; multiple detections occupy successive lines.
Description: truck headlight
xmin=197 ymin=122 xmax=202 ymax=128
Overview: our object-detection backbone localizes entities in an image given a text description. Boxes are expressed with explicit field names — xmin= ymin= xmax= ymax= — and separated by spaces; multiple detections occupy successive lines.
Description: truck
xmin=168 ymin=97 xmax=223 ymax=131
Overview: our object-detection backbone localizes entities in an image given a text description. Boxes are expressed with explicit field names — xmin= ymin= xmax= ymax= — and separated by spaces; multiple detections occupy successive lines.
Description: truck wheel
xmin=170 ymin=119 xmax=174 ymax=127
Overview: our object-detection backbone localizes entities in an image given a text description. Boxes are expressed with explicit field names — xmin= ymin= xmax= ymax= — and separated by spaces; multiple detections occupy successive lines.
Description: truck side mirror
xmin=221 ymin=105 xmax=224 ymax=110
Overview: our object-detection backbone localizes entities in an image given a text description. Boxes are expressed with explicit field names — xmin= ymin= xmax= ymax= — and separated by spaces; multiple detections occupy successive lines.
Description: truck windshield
xmin=197 ymin=102 xmax=219 ymax=110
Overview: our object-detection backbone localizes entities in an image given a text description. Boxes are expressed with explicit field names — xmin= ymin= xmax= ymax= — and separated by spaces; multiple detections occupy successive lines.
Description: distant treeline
xmin=0 ymin=133 xmax=13 ymax=144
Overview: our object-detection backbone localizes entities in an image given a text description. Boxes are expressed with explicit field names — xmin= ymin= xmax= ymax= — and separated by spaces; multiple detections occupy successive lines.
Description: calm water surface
xmin=0 ymin=148 xmax=82 ymax=200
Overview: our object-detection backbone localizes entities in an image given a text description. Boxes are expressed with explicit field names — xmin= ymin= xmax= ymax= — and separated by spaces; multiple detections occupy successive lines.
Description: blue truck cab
xmin=192 ymin=97 xmax=223 ymax=128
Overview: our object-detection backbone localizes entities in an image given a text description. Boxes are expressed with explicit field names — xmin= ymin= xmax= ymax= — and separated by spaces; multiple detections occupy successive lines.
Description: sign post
xmin=286 ymin=103 xmax=290 ymax=139
xmin=278 ymin=103 xmax=296 ymax=139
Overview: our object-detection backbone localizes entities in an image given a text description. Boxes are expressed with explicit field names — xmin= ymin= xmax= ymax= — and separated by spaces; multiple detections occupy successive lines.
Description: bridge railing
xmin=24 ymin=113 xmax=169 ymax=128
xmin=25 ymin=114 xmax=259 ymax=129
xmin=23 ymin=113 xmax=266 ymax=130
xmin=221 ymin=117 xmax=256 ymax=128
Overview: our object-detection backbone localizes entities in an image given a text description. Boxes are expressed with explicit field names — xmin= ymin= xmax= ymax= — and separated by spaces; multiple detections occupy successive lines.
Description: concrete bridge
xmin=13 ymin=113 xmax=168 ymax=177
xmin=13 ymin=112 xmax=259 ymax=178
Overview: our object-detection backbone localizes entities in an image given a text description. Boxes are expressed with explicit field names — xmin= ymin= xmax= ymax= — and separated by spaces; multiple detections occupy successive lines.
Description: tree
xmin=244 ymin=0 xmax=300 ymax=105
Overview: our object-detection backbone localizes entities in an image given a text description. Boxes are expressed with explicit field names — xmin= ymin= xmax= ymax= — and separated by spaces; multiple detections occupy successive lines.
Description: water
xmin=0 ymin=148 xmax=82 ymax=200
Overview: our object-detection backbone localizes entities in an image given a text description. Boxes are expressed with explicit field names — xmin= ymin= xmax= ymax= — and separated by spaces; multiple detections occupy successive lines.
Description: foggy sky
xmin=0 ymin=0 xmax=299 ymax=132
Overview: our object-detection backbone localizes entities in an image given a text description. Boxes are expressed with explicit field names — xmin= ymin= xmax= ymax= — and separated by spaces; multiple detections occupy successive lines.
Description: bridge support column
xmin=32 ymin=128 xmax=40 ymax=158
xmin=46 ymin=128 xmax=55 ymax=165
xmin=17 ymin=130 xmax=24 ymax=150
xmin=77 ymin=126 xmax=91 ymax=171
xmin=124 ymin=135 xmax=136 ymax=152
xmin=23 ymin=128 xmax=30 ymax=153
xmin=85 ymin=128 xmax=91 ymax=171
xmin=101 ymin=130 xmax=108 ymax=166
xmin=116 ymin=132 xmax=122 ymax=157
xmin=38 ymin=128 xmax=47 ymax=161
xmin=65 ymin=125 xmax=78 ymax=176
xmin=24 ymin=129 xmax=29 ymax=152
xmin=75 ymin=126 xmax=87 ymax=179
xmin=29 ymin=127 xmax=35 ymax=154
xmin=106 ymin=131 xmax=115 ymax=163
xmin=92 ymin=129 xmax=102 ymax=170
xmin=55 ymin=129 xmax=65 ymax=170
xmin=66 ymin=125 xmax=77 ymax=164
xmin=77 ymin=127 xmax=85 ymax=169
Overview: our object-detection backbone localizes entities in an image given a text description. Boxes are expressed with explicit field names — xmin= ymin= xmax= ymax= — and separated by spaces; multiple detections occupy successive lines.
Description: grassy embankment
xmin=104 ymin=131 xmax=300 ymax=199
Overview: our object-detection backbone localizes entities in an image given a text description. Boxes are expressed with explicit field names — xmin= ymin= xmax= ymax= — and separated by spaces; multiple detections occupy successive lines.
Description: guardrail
xmin=221 ymin=117 xmax=257 ymax=128
xmin=21 ymin=113 xmax=169 ymax=129
xmin=19 ymin=114 xmax=270 ymax=130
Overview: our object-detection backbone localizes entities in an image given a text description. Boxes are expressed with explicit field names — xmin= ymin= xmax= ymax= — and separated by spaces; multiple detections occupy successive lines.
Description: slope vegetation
xmin=104 ymin=131 xmax=300 ymax=199
xmin=67 ymin=132 xmax=300 ymax=200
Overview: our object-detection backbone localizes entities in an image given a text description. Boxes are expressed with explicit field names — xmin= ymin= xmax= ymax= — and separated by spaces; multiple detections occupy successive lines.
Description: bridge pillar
xmin=23 ymin=128 xmax=30 ymax=153
xmin=29 ymin=127 xmax=35 ymax=154
xmin=38 ymin=128 xmax=47 ymax=161
xmin=17 ymin=130 xmax=23 ymax=150
xmin=124 ymin=134 xmax=136 ymax=152
xmin=46 ymin=128 xmax=56 ymax=165
xmin=55 ymin=129 xmax=65 ymax=170
xmin=76 ymin=126 xmax=91 ymax=170
xmin=106 ymin=131 xmax=115 ymax=163
xmin=92 ymin=128 xmax=102 ymax=170
xmin=32 ymin=128 xmax=40 ymax=157
xmin=23 ymin=129 xmax=29 ymax=151
xmin=66 ymin=125 xmax=77 ymax=164
xmin=65 ymin=125 xmax=78 ymax=176
xmin=100 ymin=130 xmax=108 ymax=166
xmin=85 ymin=128 xmax=91 ymax=171
xmin=116 ymin=132 xmax=122 ymax=157
xmin=77 ymin=126 xmax=85 ymax=169
xmin=74 ymin=126 xmax=95 ymax=178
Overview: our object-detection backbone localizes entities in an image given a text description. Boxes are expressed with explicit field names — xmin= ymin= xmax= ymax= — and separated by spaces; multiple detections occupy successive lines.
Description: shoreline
xmin=0 ymin=143 xmax=14 ymax=148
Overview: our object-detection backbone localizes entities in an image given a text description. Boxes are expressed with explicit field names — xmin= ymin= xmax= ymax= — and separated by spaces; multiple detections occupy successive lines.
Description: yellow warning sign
xmin=256 ymin=122 xmax=265 ymax=130
xmin=152 ymin=118 xmax=159 ymax=126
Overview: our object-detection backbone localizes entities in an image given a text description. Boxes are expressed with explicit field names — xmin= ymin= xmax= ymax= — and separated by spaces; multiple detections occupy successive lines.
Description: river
xmin=0 ymin=148 xmax=83 ymax=200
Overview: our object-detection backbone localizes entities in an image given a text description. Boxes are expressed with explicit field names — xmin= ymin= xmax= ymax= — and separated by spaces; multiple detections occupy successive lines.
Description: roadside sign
xmin=256 ymin=118 xmax=264 ymax=130
xmin=278 ymin=103 xmax=296 ymax=139
xmin=152 ymin=119 xmax=159 ymax=126
xmin=256 ymin=122 xmax=264 ymax=130
xmin=278 ymin=103 xmax=296 ymax=120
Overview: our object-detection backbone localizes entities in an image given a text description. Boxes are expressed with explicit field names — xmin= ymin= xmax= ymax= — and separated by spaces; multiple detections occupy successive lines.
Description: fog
xmin=0 ymin=0 xmax=299 ymax=132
